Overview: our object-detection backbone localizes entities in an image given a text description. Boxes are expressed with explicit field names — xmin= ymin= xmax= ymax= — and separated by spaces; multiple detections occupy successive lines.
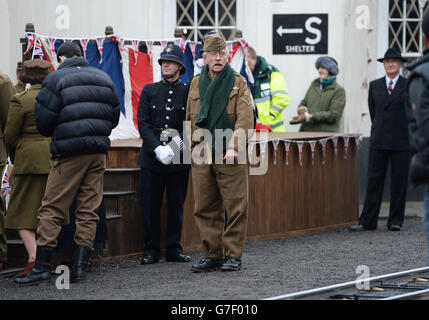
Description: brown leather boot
xmin=15 ymin=261 xmax=36 ymax=278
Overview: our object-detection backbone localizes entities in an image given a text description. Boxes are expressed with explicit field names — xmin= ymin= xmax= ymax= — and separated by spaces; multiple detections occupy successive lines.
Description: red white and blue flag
xmin=24 ymin=33 xmax=252 ymax=141
xmin=32 ymin=36 xmax=45 ymax=59
xmin=1 ymin=166 xmax=11 ymax=210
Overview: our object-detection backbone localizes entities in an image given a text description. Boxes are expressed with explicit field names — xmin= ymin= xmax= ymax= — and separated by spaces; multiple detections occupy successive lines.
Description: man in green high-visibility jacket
xmin=247 ymin=47 xmax=290 ymax=132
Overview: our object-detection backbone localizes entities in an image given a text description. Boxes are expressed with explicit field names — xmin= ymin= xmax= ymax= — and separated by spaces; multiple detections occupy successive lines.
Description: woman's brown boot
xmin=15 ymin=261 xmax=36 ymax=278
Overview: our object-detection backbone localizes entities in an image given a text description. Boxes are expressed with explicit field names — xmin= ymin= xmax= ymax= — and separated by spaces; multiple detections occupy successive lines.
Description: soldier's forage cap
xmin=203 ymin=33 xmax=227 ymax=53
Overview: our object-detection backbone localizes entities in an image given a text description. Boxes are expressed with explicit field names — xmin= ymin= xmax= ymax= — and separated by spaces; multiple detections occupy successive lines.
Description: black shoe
xmin=221 ymin=257 xmax=241 ymax=271
xmin=70 ymin=245 xmax=92 ymax=283
xmin=140 ymin=254 xmax=159 ymax=265
xmin=388 ymin=225 xmax=401 ymax=231
xmin=191 ymin=258 xmax=224 ymax=272
xmin=166 ymin=253 xmax=191 ymax=262
xmin=13 ymin=246 xmax=53 ymax=286
xmin=348 ymin=225 xmax=371 ymax=232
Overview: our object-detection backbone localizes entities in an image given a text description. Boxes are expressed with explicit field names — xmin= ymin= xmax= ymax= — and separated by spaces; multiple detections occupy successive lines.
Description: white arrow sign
xmin=276 ymin=25 xmax=304 ymax=37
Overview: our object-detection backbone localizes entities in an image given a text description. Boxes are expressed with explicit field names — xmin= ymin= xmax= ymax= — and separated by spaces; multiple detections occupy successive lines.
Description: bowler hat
xmin=158 ymin=44 xmax=186 ymax=75
xmin=377 ymin=48 xmax=407 ymax=63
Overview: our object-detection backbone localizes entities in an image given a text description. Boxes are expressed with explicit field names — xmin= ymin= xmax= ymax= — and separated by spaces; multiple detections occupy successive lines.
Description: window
xmin=389 ymin=0 xmax=429 ymax=57
xmin=176 ymin=0 xmax=237 ymax=41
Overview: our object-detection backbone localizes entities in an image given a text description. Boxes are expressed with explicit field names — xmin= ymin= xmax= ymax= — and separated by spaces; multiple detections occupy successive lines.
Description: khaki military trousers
xmin=192 ymin=163 xmax=248 ymax=260
xmin=0 ymin=166 xmax=7 ymax=262
xmin=37 ymin=154 xmax=105 ymax=248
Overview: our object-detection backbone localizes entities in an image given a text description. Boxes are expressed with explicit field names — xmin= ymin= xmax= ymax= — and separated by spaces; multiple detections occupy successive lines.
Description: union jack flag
xmin=24 ymin=32 xmax=36 ymax=54
xmin=1 ymin=168 xmax=11 ymax=210
xmin=32 ymin=36 xmax=44 ymax=59
xmin=1 ymin=171 xmax=9 ymax=190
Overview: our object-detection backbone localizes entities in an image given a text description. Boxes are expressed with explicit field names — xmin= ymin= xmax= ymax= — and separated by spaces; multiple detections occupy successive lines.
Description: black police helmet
xmin=158 ymin=44 xmax=186 ymax=75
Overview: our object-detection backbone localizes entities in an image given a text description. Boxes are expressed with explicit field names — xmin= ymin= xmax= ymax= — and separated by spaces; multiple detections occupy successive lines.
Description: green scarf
xmin=318 ymin=75 xmax=336 ymax=89
xmin=196 ymin=63 xmax=235 ymax=152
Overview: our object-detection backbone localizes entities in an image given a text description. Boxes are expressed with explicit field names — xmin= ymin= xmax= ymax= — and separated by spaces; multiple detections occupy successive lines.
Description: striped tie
xmin=388 ymin=80 xmax=393 ymax=95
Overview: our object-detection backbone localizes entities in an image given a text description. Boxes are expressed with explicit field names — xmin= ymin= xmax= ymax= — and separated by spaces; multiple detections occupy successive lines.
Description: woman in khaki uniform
xmin=0 ymin=72 xmax=16 ymax=270
xmin=4 ymin=60 xmax=51 ymax=278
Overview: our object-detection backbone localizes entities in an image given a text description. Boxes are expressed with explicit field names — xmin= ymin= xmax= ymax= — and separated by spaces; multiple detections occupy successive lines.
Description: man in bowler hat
xmin=349 ymin=47 xmax=410 ymax=232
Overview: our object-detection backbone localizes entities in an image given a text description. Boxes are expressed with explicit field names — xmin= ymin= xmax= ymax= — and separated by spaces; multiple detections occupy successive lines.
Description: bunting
xmin=21 ymin=32 xmax=254 ymax=141
xmin=284 ymin=140 xmax=291 ymax=166
xmin=309 ymin=140 xmax=317 ymax=165
xmin=332 ymin=136 xmax=339 ymax=158
xmin=95 ymin=37 xmax=104 ymax=63
xmin=297 ymin=141 xmax=305 ymax=166
xmin=320 ymin=138 xmax=328 ymax=164
xmin=131 ymin=40 xmax=140 ymax=65
xmin=80 ymin=38 xmax=90 ymax=57
xmin=343 ymin=136 xmax=350 ymax=159
xmin=272 ymin=139 xmax=280 ymax=165
xmin=146 ymin=40 xmax=154 ymax=65
xmin=47 ymin=37 xmax=57 ymax=55
xmin=248 ymin=135 xmax=361 ymax=166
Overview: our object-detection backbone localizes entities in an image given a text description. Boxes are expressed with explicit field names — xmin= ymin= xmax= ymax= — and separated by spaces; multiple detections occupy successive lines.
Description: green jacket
xmin=299 ymin=79 xmax=346 ymax=132
xmin=0 ymin=73 xmax=16 ymax=166
xmin=254 ymin=56 xmax=290 ymax=132
xmin=4 ymin=85 xmax=51 ymax=174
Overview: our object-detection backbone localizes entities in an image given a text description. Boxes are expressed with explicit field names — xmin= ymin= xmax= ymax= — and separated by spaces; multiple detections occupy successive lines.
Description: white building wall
xmin=241 ymin=0 xmax=379 ymax=136
xmin=1 ymin=0 xmax=169 ymax=83
xmin=1 ymin=0 xmax=385 ymax=136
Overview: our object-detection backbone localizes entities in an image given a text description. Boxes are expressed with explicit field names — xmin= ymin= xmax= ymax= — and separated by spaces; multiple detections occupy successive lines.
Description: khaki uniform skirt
xmin=5 ymin=174 xmax=47 ymax=230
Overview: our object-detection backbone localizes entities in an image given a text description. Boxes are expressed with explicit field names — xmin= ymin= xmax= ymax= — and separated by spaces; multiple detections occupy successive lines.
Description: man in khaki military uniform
xmin=0 ymin=72 xmax=15 ymax=270
xmin=186 ymin=33 xmax=254 ymax=272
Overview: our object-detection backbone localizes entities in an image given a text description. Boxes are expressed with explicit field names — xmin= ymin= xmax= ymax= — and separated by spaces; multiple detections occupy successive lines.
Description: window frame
xmin=388 ymin=0 xmax=427 ymax=57
xmin=175 ymin=0 xmax=239 ymax=41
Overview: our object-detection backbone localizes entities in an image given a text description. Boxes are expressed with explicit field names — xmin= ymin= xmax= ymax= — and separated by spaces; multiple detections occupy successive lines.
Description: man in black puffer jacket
xmin=15 ymin=42 xmax=120 ymax=286
xmin=407 ymin=11 xmax=429 ymax=261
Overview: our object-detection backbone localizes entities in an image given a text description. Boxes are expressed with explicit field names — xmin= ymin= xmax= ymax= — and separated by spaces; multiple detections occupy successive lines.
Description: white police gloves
xmin=154 ymin=145 xmax=174 ymax=165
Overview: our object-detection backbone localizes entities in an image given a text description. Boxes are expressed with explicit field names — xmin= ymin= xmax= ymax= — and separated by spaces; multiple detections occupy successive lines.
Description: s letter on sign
xmin=273 ymin=14 xmax=328 ymax=55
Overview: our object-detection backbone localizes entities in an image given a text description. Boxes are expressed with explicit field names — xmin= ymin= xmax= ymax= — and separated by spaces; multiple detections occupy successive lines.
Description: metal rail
xmin=265 ymin=266 xmax=429 ymax=300
xmin=381 ymin=288 xmax=429 ymax=300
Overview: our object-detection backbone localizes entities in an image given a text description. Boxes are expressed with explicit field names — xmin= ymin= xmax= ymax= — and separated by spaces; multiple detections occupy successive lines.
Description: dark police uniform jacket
xmin=137 ymin=78 xmax=190 ymax=173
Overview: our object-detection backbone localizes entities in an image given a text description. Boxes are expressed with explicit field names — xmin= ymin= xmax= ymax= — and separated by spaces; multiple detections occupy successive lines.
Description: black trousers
xmin=140 ymin=168 xmax=189 ymax=258
xmin=359 ymin=148 xmax=410 ymax=229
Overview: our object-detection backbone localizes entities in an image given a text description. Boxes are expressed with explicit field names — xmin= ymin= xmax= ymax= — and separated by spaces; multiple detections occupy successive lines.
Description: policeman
xmin=137 ymin=44 xmax=191 ymax=264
